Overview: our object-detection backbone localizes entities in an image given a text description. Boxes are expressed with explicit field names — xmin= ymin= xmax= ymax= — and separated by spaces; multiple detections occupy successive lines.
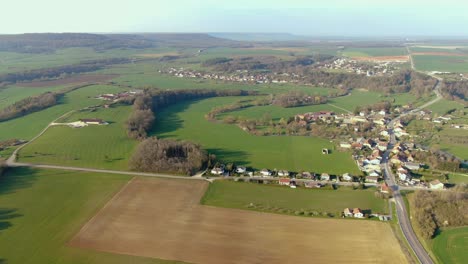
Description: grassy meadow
xmin=432 ymin=227 xmax=468 ymax=264
xmin=152 ymin=96 xmax=360 ymax=174
xmin=18 ymin=105 xmax=137 ymax=170
xmin=0 ymin=84 xmax=127 ymax=141
xmin=201 ymin=180 xmax=387 ymax=215
xmin=0 ymin=168 xmax=179 ymax=264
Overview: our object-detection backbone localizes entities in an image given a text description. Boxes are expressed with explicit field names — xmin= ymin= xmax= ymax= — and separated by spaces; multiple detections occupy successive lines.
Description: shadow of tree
xmin=149 ymin=100 xmax=194 ymax=138
xmin=0 ymin=208 xmax=22 ymax=231
xmin=0 ymin=167 xmax=38 ymax=196
xmin=206 ymin=148 xmax=250 ymax=166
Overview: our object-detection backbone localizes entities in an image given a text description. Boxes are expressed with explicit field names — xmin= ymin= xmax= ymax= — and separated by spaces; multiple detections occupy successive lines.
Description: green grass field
xmin=18 ymin=105 xmax=137 ymax=170
xmin=342 ymin=47 xmax=408 ymax=57
xmin=413 ymin=55 xmax=468 ymax=73
xmin=201 ymin=180 xmax=387 ymax=215
xmin=152 ymin=96 xmax=360 ymax=174
xmin=0 ymin=168 xmax=179 ymax=264
xmin=432 ymin=227 xmax=468 ymax=264
xmin=426 ymin=99 xmax=465 ymax=114
xmin=0 ymin=84 xmax=127 ymax=141
xmin=0 ymin=85 xmax=67 ymax=109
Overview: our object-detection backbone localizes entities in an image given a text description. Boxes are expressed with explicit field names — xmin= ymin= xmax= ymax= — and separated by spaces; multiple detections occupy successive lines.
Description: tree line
xmin=409 ymin=187 xmax=467 ymax=239
xmin=441 ymin=80 xmax=468 ymax=103
xmin=0 ymin=92 xmax=59 ymax=122
xmin=129 ymin=137 xmax=207 ymax=175
xmin=0 ymin=58 xmax=130 ymax=85
xmin=272 ymin=90 xmax=327 ymax=108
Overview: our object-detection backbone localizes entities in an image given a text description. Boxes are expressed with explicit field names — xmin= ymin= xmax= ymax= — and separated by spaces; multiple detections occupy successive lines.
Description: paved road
xmin=381 ymin=81 xmax=444 ymax=264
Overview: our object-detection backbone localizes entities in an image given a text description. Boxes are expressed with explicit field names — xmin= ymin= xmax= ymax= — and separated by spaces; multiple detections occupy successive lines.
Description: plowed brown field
xmin=70 ymin=177 xmax=407 ymax=264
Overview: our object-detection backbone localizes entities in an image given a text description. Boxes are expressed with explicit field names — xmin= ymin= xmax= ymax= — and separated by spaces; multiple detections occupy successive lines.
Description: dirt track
xmin=70 ymin=177 xmax=407 ymax=264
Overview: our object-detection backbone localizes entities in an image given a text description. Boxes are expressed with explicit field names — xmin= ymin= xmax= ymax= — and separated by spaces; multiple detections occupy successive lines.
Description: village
xmin=319 ymin=57 xmax=404 ymax=76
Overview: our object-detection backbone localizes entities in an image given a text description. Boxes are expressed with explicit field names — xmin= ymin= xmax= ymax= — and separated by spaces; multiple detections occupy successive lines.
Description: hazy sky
xmin=1 ymin=0 xmax=467 ymax=36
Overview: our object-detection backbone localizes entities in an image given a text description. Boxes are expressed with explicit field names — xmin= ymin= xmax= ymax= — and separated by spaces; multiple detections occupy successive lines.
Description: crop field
xmin=342 ymin=47 xmax=408 ymax=58
xmin=0 ymin=168 xmax=175 ymax=264
xmin=18 ymin=105 xmax=137 ymax=170
xmin=202 ymin=180 xmax=388 ymax=215
xmin=152 ymin=97 xmax=360 ymax=174
xmin=432 ymin=227 xmax=468 ymax=264
xmin=412 ymin=54 xmax=468 ymax=72
xmin=71 ymin=177 xmax=406 ymax=264
xmin=438 ymin=128 xmax=468 ymax=160
xmin=0 ymin=84 xmax=127 ymax=141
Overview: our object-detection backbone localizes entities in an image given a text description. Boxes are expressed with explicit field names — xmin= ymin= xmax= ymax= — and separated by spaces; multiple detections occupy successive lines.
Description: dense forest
xmin=441 ymin=80 xmax=468 ymax=102
xmin=409 ymin=187 xmax=467 ymax=239
xmin=129 ymin=137 xmax=207 ymax=175
xmin=0 ymin=58 xmax=130 ymax=85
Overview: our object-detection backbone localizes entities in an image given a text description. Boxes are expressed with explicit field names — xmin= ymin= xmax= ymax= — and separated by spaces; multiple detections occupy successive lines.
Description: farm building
xmin=79 ymin=118 xmax=108 ymax=125
xmin=304 ymin=181 xmax=321 ymax=188
xmin=365 ymin=176 xmax=380 ymax=183
xmin=429 ymin=180 xmax=445 ymax=190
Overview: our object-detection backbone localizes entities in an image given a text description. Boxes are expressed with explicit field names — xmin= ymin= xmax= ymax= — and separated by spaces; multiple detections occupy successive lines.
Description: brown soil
xmin=70 ymin=177 xmax=407 ymax=264
xmin=16 ymin=74 xmax=119 ymax=88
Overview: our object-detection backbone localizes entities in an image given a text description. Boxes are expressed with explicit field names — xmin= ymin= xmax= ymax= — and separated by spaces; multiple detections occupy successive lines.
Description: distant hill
xmin=0 ymin=33 xmax=245 ymax=53
xmin=209 ymin=33 xmax=309 ymax=42
xmin=0 ymin=33 xmax=156 ymax=53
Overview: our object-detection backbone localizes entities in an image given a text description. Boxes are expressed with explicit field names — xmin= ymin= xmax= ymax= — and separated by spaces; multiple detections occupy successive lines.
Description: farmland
xmin=412 ymin=54 xmax=468 ymax=73
xmin=71 ymin=177 xmax=406 ymax=264
xmin=0 ymin=84 xmax=127 ymax=141
xmin=342 ymin=47 xmax=408 ymax=57
xmin=432 ymin=227 xmax=468 ymax=264
xmin=201 ymin=180 xmax=388 ymax=215
xmin=18 ymin=105 xmax=137 ymax=170
xmin=0 ymin=168 xmax=176 ymax=264
xmin=152 ymin=96 xmax=360 ymax=174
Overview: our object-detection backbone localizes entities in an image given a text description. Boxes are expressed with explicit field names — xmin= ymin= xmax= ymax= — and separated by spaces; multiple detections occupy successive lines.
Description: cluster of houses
xmin=95 ymin=90 xmax=143 ymax=102
xmin=319 ymin=58 xmax=402 ymax=77
xmin=161 ymin=68 xmax=296 ymax=84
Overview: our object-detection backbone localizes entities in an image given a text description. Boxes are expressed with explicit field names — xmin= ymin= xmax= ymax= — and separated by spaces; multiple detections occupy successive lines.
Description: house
xmin=210 ymin=167 xmax=224 ymax=175
xmin=301 ymin=171 xmax=313 ymax=179
xmin=368 ymin=171 xmax=380 ymax=177
xmin=377 ymin=142 xmax=389 ymax=151
xmin=365 ymin=176 xmax=380 ymax=183
xmin=353 ymin=208 xmax=364 ymax=218
xmin=278 ymin=178 xmax=291 ymax=186
xmin=304 ymin=181 xmax=322 ymax=188
xmin=429 ymin=180 xmax=445 ymax=190
xmin=235 ymin=166 xmax=247 ymax=174
xmin=380 ymin=183 xmax=390 ymax=193
xmin=398 ymin=173 xmax=409 ymax=181
xmin=342 ymin=173 xmax=353 ymax=181
xmin=340 ymin=142 xmax=352 ymax=149
xmin=260 ymin=169 xmax=272 ymax=177
xmin=404 ymin=162 xmax=420 ymax=171
xmin=380 ymin=130 xmax=390 ymax=137
xmin=320 ymin=173 xmax=330 ymax=181
xmin=322 ymin=148 xmax=330 ymax=154
xmin=278 ymin=170 xmax=289 ymax=177
xmin=379 ymin=215 xmax=391 ymax=221
xmin=79 ymin=118 xmax=107 ymax=125
xmin=344 ymin=208 xmax=354 ymax=217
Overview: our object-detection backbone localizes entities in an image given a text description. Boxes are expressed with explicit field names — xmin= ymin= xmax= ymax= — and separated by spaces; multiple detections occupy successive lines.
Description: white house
xmin=353 ymin=208 xmax=364 ymax=218
xmin=235 ymin=167 xmax=247 ymax=174
xmin=278 ymin=170 xmax=289 ymax=177
xmin=320 ymin=173 xmax=330 ymax=181
xmin=342 ymin=173 xmax=353 ymax=181
xmin=429 ymin=180 xmax=445 ymax=190
xmin=260 ymin=169 xmax=272 ymax=177
xmin=398 ymin=173 xmax=409 ymax=181
xmin=210 ymin=167 xmax=224 ymax=175
xmin=340 ymin=142 xmax=352 ymax=149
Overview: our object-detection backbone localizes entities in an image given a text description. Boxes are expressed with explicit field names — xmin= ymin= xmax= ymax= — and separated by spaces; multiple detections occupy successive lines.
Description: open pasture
xmin=152 ymin=97 xmax=360 ymax=174
xmin=70 ymin=177 xmax=406 ymax=264
xmin=432 ymin=227 xmax=468 ymax=264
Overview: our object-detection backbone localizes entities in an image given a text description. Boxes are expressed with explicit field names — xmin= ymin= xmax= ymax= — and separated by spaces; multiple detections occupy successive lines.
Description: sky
xmin=1 ymin=0 xmax=468 ymax=36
